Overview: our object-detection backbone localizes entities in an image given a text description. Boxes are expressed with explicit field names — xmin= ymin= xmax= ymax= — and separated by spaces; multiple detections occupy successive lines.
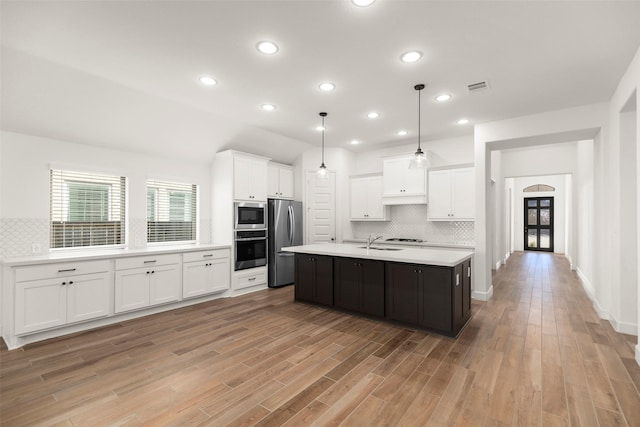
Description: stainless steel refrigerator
xmin=268 ymin=199 xmax=303 ymax=288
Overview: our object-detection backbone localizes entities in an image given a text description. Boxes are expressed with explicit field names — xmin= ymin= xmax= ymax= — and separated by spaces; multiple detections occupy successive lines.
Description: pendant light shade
xmin=317 ymin=112 xmax=328 ymax=178
xmin=409 ymin=84 xmax=429 ymax=169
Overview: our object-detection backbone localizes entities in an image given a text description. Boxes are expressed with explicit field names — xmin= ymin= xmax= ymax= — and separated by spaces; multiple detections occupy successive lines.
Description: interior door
xmin=305 ymin=171 xmax=336 ymax=244
xmin=524 ymin=197 xmax=554 ymax=252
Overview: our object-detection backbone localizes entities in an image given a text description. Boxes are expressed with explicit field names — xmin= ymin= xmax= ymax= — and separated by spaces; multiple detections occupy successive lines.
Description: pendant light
xmin=317 ymin=112 xmax=328 ymax=178
xmin=409 ymin=84 xmax=428 ymax=169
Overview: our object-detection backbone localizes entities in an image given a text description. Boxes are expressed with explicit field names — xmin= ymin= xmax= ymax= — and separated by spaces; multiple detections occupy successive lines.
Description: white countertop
xmin=1 ymin=244 xmax=232 ymax=267
xmin=282 ymin=243 xmax=473 ymax=267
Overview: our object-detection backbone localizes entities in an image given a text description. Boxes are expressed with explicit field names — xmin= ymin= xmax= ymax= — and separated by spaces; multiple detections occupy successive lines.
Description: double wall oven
xmin=234 ymin=202 xmax=267 ymax=270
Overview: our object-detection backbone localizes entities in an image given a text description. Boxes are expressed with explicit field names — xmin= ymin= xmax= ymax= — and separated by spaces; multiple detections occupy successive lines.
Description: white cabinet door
xmin=267 ymin=164 xmax=280 ymax=198
xmin=66 ymin=272 xmax=111 ymax=323
xmin=235 ymin=156 xmax=268 ymax=201
xmin=366 ymin=176 xmax=386 ymax=219
xmin=451 ymin=168 xmax=474 ymax=220
xmin=182 ymin=262 xmax=209 ymax=298
xmin=115 ymin=269 xmax=150 ymax=313
xmin=427 ymin=170 xmax=452 ymax=219
xmin=382 ymin=158 xmax=406 ymax=196
xmin=149 ymin=264 xmax=181 ymax=306
xmin=209 ymin=257 xmax=231 ymax=293
xmin=15 ymin=278 xmax=67 ymax=334
xmin=278 ymin=167 xmax=294 ymax=199
xmin=234 ymin=156 xmax=253 ymax=201
xmin=404 ymin=166 xmax=427 ymax=195
xmin=350 ymin=177 xmax=369 ymax=219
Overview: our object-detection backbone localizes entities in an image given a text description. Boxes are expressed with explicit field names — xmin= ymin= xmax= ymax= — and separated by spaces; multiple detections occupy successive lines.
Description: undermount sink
xmin=358 ymin=246 xmax=403 ymax=251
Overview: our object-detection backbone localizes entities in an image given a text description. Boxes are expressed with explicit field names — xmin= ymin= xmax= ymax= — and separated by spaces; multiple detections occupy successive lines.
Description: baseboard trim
xmin=472 ymin=285 xmax=493 ymax=302
xmin=495 ymin=261 xmax=502 ymax=271
xmin=636 ymin=345 xmax=640 ymax=367
xmin=576 ymin=267 xmax=595 ymax=301
xmin=610 ymin=318 xmax=638 ymax=336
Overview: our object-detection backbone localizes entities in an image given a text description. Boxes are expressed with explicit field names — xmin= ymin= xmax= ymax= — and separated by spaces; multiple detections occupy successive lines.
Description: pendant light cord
xmin=321 ymin=115 xmax=325 ymax=164
xmin=417 ymin=86 xmax=422 ymax=151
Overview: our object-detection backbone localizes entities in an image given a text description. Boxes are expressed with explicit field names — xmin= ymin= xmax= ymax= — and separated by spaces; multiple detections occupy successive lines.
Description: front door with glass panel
xmin=524 ymin=197 xmax=554 ymax=252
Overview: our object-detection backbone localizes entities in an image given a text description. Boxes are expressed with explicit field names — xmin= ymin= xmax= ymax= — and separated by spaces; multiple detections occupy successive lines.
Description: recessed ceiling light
xmin=400 ymin=51 xmax=422 ymax=63
xmin=397 ymin=130 xmax=408 ymax=136
xmin=352 ymin=0 xmax=375 ymax=6
xmin=256 ymin=41 xmax=279 ymax=55
xmin=457 ymin=118 xmax=470 ymax=125
xmin=435 ymin=93 xmax=452 ymax=102
xmin=350 ymin=140 xmax=360 ymax=145
xmin=319 ymin=82 xmax=335 ymax=91
xmin=261 ymin=104 xmax=276 ymax=111
xmin=315 ymin=125 xmax=325 ymax=131
xmin=199 ymin=76 xmax=217 ymax=86
xmin=367 ymin=112 xmax=380 ymax=119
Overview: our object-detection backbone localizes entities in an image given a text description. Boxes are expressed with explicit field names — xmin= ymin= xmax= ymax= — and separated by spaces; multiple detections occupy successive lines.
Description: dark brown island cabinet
xmin=294 ymin=253 xmax=472 ymax=337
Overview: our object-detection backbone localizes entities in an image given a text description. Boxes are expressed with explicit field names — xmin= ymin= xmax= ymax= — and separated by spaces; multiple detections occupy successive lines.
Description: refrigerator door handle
xmin=288 ymin=205 xmax=294 ymax=246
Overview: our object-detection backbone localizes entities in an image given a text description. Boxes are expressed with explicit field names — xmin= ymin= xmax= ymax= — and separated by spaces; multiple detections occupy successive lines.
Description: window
xmin=523 ymin=184 xmax=555 ymax=192
xmin=50 ymin=169 xmax=126 ymax=249
xmin=147 ymin=180 xmax=197 ymax=243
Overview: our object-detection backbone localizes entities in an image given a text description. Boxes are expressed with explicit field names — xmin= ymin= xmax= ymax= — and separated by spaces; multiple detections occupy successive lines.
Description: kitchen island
xmin=282 ymin=243 xmax=474 ymax=337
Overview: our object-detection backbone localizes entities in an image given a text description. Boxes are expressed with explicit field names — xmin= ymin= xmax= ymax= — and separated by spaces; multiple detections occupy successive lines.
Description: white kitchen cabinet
xmin=15 ymin=260 xmax=111 ymax=335
xmin=182 ymin=249 xmax=231 ymax=298
xmin=115 ymin=254 xmax=181 ymax=313
xmin=428 ymin=167 xmax=475 ymax=221
xmin=267 ymin=162 xmax=294 ymax=199
xmin=233 ymin=266 xmax=267 ymax=291
xmin=350 ymin=175 xmax=390 ymax=221
xmin=382 ymin=155 xmax=428 ymax=205
xmin=234 ymin=155 xmax=268 ymax=201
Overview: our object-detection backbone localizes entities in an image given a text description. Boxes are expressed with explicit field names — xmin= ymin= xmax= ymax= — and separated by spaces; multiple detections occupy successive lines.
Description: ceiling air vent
xmin=467 ymin=81 xmax=489 ymax=93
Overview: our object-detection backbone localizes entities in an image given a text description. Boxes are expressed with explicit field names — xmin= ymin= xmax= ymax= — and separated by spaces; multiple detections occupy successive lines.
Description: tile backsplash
xmin=350 ymin=205 xmax=475 ymax=245
xmin=0 ymin=217 xmax=212 ymax=258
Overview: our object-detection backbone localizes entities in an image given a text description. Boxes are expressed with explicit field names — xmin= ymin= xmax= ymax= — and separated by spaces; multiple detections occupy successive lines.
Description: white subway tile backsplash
xmin=351 ymin=205 xmax=474 ymax=245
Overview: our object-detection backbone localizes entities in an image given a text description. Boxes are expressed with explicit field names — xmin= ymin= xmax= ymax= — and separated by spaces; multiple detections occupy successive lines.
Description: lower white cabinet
xmin=233 ymin=266 xmax=267 ymax=291
xmin=15 ymin=261 xmax=111 ymax=335
xmin=183 ymin=249 xmax=231 ymax=298
xmin=115 ymin=254 xmax=181 ymax=313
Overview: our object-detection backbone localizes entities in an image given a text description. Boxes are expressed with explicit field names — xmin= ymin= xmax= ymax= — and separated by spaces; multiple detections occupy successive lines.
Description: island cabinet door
xmin=418 ymin=266 xmax=453 ymax=333
xmin=360 ymin=259 xmax=384 ymax=317
xmin=385 ymin=262 xmax=419 ymax=324
xmin=294 ymin=254 xmax=333 ymax=305
xmin=334 ymin=258 xmax=361 ymax=312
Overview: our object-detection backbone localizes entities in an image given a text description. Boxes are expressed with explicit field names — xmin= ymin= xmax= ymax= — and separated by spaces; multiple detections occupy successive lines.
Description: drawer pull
xmin=203 ymin=254 xmax=213 ymax=258
xmin=456 ymin=274 xmax=460 ymax=286
xmin=143 ymin=260 xmax=157 ymax=264
xmin=468 ymin=266 xmax=471 ymax=278
xmin=248 ymin=277 xmax=256 ymax=281
xmin=58 ymin=268 xmax=76 ymax=273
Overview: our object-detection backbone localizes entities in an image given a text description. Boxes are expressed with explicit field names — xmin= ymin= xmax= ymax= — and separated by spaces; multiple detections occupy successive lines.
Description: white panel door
xmin=182 ymin=262 xmax=209 ymax=298
xmin=306 ymin=171 xmax=336 ymax=244
xmin=149 ymin=264 xmax=181 ymax=306
xmin=115 ymin=269 xmax=150 ymax=313
xmin=66 ymin=272 xmax=111 ymax=323
xmin=15 ymin=278 xmax=67 ymax=334
xmin=451 ymin=168 xmax=475 ymax=219
xmin=278 ymin=167 xmax=294 ymax=199
xmin=350 ymin=177 xmax=368 ymax=219
xmin=366 ymin=176 xmax=385 ymax=219
xmin=427 ymin=170 xmax=452 ymax=219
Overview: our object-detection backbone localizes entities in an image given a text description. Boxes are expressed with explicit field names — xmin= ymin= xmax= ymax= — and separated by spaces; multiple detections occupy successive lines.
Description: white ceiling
xmin=2 ymin=1 xmax=640 ymax=164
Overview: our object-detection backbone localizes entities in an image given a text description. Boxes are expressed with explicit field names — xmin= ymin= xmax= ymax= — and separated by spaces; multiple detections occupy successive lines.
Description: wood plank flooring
xmin=1 ymin=252 xmax=639 ymax=426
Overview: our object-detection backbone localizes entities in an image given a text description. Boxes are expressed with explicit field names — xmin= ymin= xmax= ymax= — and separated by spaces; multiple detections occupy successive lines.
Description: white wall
xmin=0 ymin=131 xmax=213 ymax=257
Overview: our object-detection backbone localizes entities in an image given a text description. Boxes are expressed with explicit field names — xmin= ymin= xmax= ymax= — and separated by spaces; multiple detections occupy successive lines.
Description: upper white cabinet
xmin=14 ymin=260 xmax=111 ymax=335
xmin=267 ymin=162 xmax=294 ymax=199
xmin=350 ymin=175 xmax=390 ymax=221
xmin=427 ymin=167 xmax=475 ymax=221
xmin=382 ymin=155 xmax=428 ymax=205
xmin=234 ymin=155 xmax=268 ymax=201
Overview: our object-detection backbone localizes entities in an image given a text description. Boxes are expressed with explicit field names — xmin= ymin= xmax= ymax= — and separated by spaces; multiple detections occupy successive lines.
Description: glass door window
xmin=524 ymin=197 xmax=554 ymax=252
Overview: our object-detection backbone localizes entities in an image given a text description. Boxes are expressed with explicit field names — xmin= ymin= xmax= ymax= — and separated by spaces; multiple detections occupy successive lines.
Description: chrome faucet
xmin=366 ymin=234 xmax=383 ymax=250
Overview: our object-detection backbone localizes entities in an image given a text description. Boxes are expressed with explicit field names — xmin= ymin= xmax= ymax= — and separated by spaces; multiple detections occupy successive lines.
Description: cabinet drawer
xmin=115 ymin=254 xmax=180 ymax=271
xmin=15 ymin=260 xmax=111 ymax=283
xmin=234 ymin=268 xmax=267 ymax=290
xmin=183 ymin=249 xmax=230 ymax=263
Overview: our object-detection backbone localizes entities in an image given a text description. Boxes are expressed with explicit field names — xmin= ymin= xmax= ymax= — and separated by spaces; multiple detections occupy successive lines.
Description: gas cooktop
xmin=385 ymin=238 xmax=424 ymax=243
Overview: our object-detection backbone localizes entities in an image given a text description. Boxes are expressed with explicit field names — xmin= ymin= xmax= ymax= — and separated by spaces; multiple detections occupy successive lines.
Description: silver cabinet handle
xmin=456 ymin=273 xmax=460 ymax=286
xmin=248 ymin=277 xmax=256 ymax=281
xmin=203 ymin=254 xmax=213 ymax=258
xmin=143 ymin=260 xmax=157 ymax=264
xmin=58 ymin=268 xmax=76 ymax=273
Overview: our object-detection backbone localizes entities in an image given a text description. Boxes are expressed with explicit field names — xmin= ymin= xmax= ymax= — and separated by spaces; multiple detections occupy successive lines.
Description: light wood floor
xmin=1 ymin=252 xmax=639 ymax=426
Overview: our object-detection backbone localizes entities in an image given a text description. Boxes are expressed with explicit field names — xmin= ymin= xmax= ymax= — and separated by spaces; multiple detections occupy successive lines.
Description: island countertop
xmin=282 ymin=243 xmax=473 ymax=267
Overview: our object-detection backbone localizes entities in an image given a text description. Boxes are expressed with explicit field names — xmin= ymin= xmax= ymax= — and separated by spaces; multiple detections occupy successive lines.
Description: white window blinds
xmin=147 ymin=180 xmax=197 ymax=243
xmin=50 ymin=169 xmax=126 ymax=249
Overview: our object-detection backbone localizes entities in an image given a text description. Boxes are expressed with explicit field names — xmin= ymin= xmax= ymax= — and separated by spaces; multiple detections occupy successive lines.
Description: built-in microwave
xmin=234 ymin=201 xmax=266 ymax=229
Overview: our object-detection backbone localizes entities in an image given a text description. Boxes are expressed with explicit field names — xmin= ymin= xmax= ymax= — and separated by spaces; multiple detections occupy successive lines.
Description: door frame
xmin=524 ymin=196 xmax=554 ymax=252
